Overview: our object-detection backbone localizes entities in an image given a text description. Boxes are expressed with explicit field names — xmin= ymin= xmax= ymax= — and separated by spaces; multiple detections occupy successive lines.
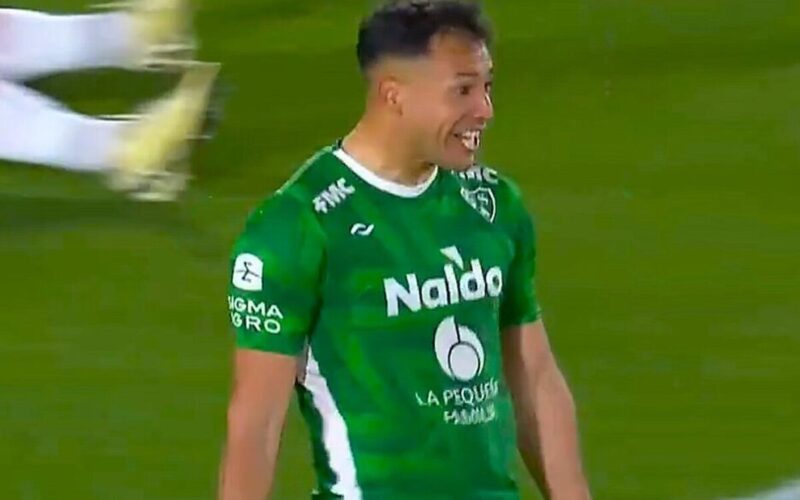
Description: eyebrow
xmin=455 ymin=69 xmax=494 ymax=78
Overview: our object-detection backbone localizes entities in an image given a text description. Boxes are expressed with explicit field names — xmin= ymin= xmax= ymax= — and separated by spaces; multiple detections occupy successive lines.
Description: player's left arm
xmin=502 ymin=320 xmax=590 ymax=500
xmin=497 ymin=177 xmax=590 ymax=499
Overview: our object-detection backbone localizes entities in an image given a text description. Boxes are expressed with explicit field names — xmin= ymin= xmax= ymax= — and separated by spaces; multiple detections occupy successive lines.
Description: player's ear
xmin=377 ymin=76 xmax=403 ymax=115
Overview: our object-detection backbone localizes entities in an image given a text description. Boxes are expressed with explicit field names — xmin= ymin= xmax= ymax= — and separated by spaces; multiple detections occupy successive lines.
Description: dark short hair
xmin=356 ymin=0 xmax=492 ymax=73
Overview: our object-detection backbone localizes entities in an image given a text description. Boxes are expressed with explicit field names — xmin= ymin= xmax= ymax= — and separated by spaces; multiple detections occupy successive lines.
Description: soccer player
xmin=0 ymin=0 xmax=220 ymax=201
xmin=219 ymin=1 xmax=591 ymax=499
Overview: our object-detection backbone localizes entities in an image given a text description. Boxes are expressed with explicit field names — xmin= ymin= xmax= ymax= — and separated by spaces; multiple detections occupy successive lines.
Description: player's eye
xmin=458 ymin=85 xmax=472 ymax=96
xmin=484 ymin=81 xmax=494 ymax=94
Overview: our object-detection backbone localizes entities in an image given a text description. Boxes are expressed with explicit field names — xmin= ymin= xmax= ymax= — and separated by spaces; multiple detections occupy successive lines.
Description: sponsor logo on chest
xmin=383 ymin=246 xmax=503 ymax=317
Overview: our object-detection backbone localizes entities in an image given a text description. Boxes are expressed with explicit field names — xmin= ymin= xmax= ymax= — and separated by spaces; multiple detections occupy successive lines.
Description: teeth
xmin=459 ymin=130 xmax=482 ymax=152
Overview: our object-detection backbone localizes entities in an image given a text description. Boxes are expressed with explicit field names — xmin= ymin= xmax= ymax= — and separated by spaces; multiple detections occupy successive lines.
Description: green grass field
xmin=2 ymin=1 xmax=799 ymax=498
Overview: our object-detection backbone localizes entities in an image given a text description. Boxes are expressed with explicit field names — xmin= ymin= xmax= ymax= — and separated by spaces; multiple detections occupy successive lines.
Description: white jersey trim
xmin=302 ymin=348 xmax=363 ymax=500
xmin=334 ymin=148 xmax=438 ymax=199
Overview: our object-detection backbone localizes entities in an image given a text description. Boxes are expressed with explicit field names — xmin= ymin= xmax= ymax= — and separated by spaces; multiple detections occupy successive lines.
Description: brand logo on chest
xmin=383 ymin=246 xmax=503 ymax=317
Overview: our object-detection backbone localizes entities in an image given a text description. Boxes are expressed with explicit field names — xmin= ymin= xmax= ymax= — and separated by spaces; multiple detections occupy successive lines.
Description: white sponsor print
xmin=414 ymin=315 xmax=499 ymax=426
xmin=415 ymin=374 xmax=500 ymax=427
xmin=350 ymin=223 xmax=374 ymax=236
xmin=228 ymin=296 xmax=284 ymax=334
xmin=434 ymin=316 xmax=485 ymax=382
xmin=232 ymin=253 xmax=263 ymax=291
xmin=385 ymin=246 xmax=504 ymax=426
xmin=458 ymin=166 xmax=499 ymax=185
xmin=313 ymin=178 xmax=355 ymax=214
xmin=383 ymin=246 xmax=502 ymax=317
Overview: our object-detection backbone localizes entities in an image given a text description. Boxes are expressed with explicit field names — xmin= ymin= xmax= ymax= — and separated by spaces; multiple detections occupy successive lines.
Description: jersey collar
xmin=333 ymin=148 xmax=439 ymax=199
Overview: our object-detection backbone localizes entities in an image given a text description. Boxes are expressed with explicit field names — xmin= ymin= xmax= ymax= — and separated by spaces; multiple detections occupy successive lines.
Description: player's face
xmin=402 ymin=33 xmax=494 ymax=171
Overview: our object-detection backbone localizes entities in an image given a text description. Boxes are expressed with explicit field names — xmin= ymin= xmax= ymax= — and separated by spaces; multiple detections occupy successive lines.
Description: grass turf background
xmin=1 ymin=1 xmax=798 ymax=498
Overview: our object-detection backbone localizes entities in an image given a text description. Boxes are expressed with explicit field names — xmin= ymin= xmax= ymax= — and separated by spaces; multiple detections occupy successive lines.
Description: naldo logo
xmin=434 ymin=316 xmax=485 ymax=382
xmin=383 ymin=246 xmax=503 ymax=317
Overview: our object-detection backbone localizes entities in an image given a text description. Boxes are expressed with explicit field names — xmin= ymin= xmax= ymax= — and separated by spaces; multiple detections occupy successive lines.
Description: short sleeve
xmin=227 ymin=194 xmax=325 ymax=355
xmin=500 ymin=192 xmax=542 ymax=329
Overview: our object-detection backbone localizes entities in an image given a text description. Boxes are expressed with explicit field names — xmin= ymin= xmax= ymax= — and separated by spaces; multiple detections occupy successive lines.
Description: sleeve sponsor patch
xmin=232 ymin=253 xmax=263 ymax=291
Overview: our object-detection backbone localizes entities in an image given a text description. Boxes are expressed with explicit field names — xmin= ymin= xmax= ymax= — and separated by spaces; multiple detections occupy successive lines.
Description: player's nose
xmin=474 ymin=91 xmax=493 ymax=122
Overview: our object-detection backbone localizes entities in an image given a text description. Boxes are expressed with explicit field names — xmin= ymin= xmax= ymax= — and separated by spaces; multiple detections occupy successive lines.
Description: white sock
xmin=0 ymin=9 xmax=137 ymax=81
xmin=0 ymin=80 xmax=128 ymax=172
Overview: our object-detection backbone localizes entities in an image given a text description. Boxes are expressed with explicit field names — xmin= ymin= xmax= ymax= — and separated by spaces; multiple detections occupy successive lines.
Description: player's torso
xmin=295 ymin=149 xmax=521 ymax=498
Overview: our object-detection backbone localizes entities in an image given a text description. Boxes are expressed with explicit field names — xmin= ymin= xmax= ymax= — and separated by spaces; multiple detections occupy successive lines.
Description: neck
xmin=340 ymin=113 xmax=436 ymax=187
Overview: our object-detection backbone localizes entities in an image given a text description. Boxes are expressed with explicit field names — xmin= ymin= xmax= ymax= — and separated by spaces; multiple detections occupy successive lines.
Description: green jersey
xmin=227 ymin=143 xmax=541 ymax=499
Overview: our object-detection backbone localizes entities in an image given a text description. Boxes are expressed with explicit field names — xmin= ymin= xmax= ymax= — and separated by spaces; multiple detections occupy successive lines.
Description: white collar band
xmin=333 ymin=148 xmax=438 ymax=199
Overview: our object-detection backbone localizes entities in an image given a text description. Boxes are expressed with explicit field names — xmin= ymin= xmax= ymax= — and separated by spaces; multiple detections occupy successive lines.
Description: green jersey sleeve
xmin=227 ymin=193 xmax=325 ymax=355
xmin=500 ymin=181 xmax=542 ymax=329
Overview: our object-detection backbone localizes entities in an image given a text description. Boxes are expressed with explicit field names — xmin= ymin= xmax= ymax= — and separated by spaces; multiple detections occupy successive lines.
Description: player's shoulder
xmin=246 ymin=142 xmax=349 ymax=218
xmin=232 ymin=194 xmax=318 ymax=264
xmin=235 ymin=149 xmax=338 ymax=244
xmin=241 ymin=190 xmax=307 ymax=230
xmin=271 ymin=143 xmax=361 ymax=218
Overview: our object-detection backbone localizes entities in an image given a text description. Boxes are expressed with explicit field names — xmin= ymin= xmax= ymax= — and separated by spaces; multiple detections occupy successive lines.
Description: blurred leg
xmin=0 ymin=9 xmax=135 ymax=81
xmin=0 ymin=79 xmax=127 ymax=171
xmin=0 ymin=1 xmax=194 ymax=81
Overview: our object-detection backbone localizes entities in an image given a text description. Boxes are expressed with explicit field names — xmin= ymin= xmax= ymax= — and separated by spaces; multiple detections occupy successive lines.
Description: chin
xmin=437 ymin=155 xmax=476 ymax=171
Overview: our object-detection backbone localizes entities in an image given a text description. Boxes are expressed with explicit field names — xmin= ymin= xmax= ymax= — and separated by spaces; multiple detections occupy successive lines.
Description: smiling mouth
xmin=455 ymin=129 xmax=482 ymax=152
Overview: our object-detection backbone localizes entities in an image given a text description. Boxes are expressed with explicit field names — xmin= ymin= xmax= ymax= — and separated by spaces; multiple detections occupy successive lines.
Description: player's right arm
xmin=218 ymin=193 xmax=325 ymax=500
xmin=218 ymin=350 xmax=298 ymax=500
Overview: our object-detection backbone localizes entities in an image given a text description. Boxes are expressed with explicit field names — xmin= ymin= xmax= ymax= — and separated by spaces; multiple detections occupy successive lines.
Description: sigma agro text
xmin=228 ymin=296 xmax=284 ymax=334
